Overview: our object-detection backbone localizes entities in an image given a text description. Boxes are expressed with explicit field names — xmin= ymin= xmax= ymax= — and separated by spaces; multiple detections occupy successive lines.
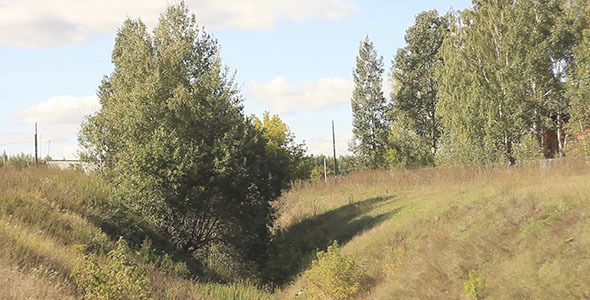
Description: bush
xmin=463 ymin=269 xmax=486 ymax=300
xmin=6 ymin=153 xmax=35 ymax=170
xmin=513 ymin=133 xmax=543 ymax=163
xmin=303 ymin=241 xmax=369 ymax=300
xmin=136 ymin=238 xmax=189 ymax=278
xmin=72 ymin=238 xmax=151 ymax=300
xmin=385 ymin=126 xmax=434 ymax=169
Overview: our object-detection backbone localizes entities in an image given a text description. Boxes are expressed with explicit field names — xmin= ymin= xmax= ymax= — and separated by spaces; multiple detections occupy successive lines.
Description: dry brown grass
xmin=276 ymin=158 xmax=590 ymax=299
xmin=0 ymin=166 xmax=277 ymax=300
xmin=0 ymin=259 xmax=77 ymax=300
xmin=1 ymin=159 xmax=588 ymax=299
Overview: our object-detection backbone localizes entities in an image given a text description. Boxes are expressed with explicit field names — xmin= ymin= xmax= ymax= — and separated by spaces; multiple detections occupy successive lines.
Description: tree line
xmin=351 ymin=0 xmax=590 ymax=169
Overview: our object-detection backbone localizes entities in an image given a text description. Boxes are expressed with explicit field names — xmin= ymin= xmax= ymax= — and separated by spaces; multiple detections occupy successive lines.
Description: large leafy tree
xmin=79 ymin=3 xmax=282 ymax=267
xmin=566 ymin=0 xmax=590 ymax=158
xmin=350 ymin=36 xmax=389 ymax=168
xmin=436 ymin=0 xmax=570 ymax=164
xmin=390 ymin=10 xmax=448 ymax=158
xmin=510 ymin=0 xmax=574 ymax=159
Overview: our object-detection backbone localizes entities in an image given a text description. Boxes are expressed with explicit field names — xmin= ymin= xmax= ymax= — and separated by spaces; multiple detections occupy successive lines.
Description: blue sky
xmin=0 ymin=0 xmax=471 ymax=159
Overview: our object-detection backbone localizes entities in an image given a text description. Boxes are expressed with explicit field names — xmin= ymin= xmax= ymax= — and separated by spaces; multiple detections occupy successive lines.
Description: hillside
xmin=275 ymin=159 xmax=590 ymax=299
xmin=1 ymin=159 xmax=589 ymax=299
xmin=0 ymin=167 xmax=272 ymax=300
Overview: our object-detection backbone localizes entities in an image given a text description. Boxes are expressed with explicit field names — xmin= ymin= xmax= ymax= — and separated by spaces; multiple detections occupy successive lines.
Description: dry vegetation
xmin=1 ymin=159 xmax=589 ymax=299
xmin=0 ymin=167 xmax=272 ymax=300
xmin=276 ymin=159 xmax=590 ymax=299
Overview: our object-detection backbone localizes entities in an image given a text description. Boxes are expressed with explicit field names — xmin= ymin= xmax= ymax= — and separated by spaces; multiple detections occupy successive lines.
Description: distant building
xmin=46 ymin=160 xmax=97 ymax=174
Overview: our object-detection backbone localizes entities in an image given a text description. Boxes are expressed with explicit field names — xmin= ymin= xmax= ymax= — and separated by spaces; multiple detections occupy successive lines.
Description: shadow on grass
xmin=89 ymin=208 xmax=206 ymax=278
xmin=264 ymin=196 xmax=402 ymax=286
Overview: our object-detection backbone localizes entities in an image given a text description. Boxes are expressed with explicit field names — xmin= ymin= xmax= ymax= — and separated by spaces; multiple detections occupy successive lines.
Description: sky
xmin=0 ymin=0 xmax=472 ymax=160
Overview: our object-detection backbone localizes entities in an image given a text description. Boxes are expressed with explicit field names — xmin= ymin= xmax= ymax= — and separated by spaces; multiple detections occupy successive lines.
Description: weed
xmin=72 ymin=237 xmax=151 ymax=300
xmin=463 ymin=269 xmax=486 ymax=300
xmin=303 ymin=241 xmax=370 ymax=300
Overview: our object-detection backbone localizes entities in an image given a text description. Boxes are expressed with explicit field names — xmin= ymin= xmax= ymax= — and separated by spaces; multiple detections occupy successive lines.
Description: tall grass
xmin=0 ymin=166 xmax=276 ymax=299
xmin=1 ymin=159 xmax=589 ymax=299
xmin=275 ymin=158 xmax=590 ymax=299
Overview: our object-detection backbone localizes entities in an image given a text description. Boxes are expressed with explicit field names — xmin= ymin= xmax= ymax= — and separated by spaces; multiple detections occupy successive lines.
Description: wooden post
xmin=323 ymin=157 xmax=327 ymax=182
xmin=332 ymin=120 xmax=338 ymax=176
xmin=34 ymin=122 xmax=38 ymax=167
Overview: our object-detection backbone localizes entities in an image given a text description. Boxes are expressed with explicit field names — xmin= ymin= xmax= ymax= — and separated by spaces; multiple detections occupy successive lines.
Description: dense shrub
xmin=72 ymin=238 xmax=151 ymax=300
xmin=303 ymin=242 xmax=369 ymax=300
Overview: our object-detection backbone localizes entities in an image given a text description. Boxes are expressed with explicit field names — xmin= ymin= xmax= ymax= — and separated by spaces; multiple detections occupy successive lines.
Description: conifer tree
xmin=350 ymin=36 xmax=388 ymax=168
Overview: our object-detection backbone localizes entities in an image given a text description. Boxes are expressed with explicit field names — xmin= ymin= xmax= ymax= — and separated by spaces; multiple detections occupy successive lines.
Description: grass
xmin=276 ymin=159 xmax=590 ymax=299
xmin=1 ymin=159 xmax=589 ymax=299
xmin=0 ymin=167 xmax=270 ymax=300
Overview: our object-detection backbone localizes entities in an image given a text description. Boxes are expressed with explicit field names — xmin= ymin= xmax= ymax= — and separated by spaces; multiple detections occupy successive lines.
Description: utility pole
xmin=34 ymin=122 xmax=38 ymax=167
xmin=47 ymin=140 xmax=51 ymax=159
xmin=332 ymin=120 xmax=338 ymax=176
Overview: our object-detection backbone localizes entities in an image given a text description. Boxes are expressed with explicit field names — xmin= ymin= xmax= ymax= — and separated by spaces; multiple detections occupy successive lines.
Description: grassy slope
xmin=0 ymin=168 xmax=272 ymax=300
xmin=1 ymin=160 xmax=589 ymax=299
xmin=276 ymin=159 xmax=590 ymax=299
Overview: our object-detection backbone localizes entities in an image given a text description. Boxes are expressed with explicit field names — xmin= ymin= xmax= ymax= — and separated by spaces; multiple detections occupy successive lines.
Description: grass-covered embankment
xmin=0 ymin=167 xmax=273 ymax=300
xmin=273 ymin=159 xmax=590 ymax=299
xmin=1 ymin=159 xmax=589 ymax=299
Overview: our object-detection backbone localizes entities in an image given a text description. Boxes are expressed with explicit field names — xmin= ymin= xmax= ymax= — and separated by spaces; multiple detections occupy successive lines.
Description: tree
xmin=390 ymin=10 xmax=448 ymax=162
xmin=566 ymin=0 xmax=590 ymax=158
xmin=79 ymin=3 xmax=283 ymax=268
xmin=350 ymin=36 xmax=389 ymax=168
xmin=253 ymin=112 xmax=311 ymax=183
xmin=510 ymin=0 xmax=573 ymax=159
xmin=436 ymin=0 xmax=568 ymax=164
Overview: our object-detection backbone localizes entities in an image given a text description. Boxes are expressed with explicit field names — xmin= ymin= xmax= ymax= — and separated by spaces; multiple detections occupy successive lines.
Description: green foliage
xmin=193 ymin=282 xmax=276 ymax=300
xmin=254 ymin=112 xmax=310 ymax=183
xmin=351 ymin=36 xmax=389 ymax=168
xmin=136 ymin=238 xmax=189 ymax=278
xmin=566 ymin=1 xmax=590 ymax=159
xmin=307 ymin=155 xmax=365 ymax=181
xmin=337 ymin=155 xmax=366 ymax=175
xmin=385 ymin=125 xmax=434 ymax=169
xmin=80 ymin=231 xmax=109 ymax=255
xmin=390 ymin=10 xmax=448 ymax=156
xmin=79 ymin=2 xmax=282 ymax=270
xmin=463 ymin=269 xmax=486 ymax=300
xmin=4 ymin=153 xmax=35 ymax=170
xmin=436 ymin=0 xmax=572 ymax=164
xmin=513 ymin=133 xmax=544 ymax=163
xmin=72 ymin=238 xmax=151 ymax=300
xmin=303 ymin=241 xmax=369 ymax=300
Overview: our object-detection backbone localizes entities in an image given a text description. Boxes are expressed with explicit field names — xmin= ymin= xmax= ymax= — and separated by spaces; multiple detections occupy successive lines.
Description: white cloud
xmin=59 ymin=143 xmax=81 ymax=160
xmin=307 ymin=133 xmax=352 ymax=156
xmin=15 ymin=95 xmax=100 ymax=127
xmin=11 ymin=95 xmax=100 ymax=159
xmin=0 ymin=0 xmax=356 ymax=47
xmin=249 ymin=77 xmax=353 ymax=113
